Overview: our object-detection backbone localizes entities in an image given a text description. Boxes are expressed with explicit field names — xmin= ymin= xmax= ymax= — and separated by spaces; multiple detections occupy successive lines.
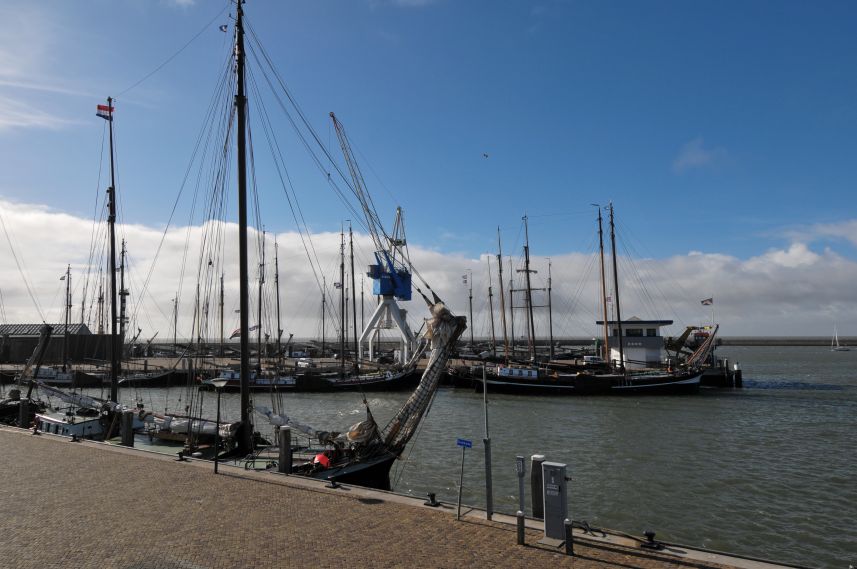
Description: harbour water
xmin=91 ymin=345 xmax=854 ymax=568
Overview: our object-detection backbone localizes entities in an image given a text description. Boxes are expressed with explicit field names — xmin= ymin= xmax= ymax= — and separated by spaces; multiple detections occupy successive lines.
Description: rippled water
xmin=95 ymin=346 xmax=855 ymax=568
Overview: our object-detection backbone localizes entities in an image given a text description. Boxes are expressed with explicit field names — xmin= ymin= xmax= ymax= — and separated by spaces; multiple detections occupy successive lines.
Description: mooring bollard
xmin=516 ymin=511 xmax=525 ymax=546
xmin=278 ymin=426 xmax=292 ymax=474
xmin=18 ymin=400 xmax=31 ymax=429
xmin=120 ymin=410 xmax=134 ymax=447
xmin=530 ymin=454 xmax=545 ymax=519
xmin=515 ymin=455 xmax=526 ymax=515
xmin=564 ymin=518 xmax=574 ymax=556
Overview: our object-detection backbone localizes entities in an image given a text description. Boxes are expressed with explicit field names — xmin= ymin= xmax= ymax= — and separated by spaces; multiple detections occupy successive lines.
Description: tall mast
xmin=321 ymin=277 xmax=327 ymax=357
xmin=349 ymin=222 xmax=358 ymax=367
xmin=119 ymin=239 xmax=128 ymax=375
xmin=106 ymin=96 xmax=119 ymax=403
xmin=96 ymin=270 xmax=104 ymax=335
xmin=520 ymin=216 xmax=537 ymax=361
xmin=172 ymin=295 xmax=178 ymax=351
xmin=339 ymin=226 xmax=346 ymax=377
xmin=496 ymin=228 xmax=508 ymax=361
xmin=63 ymin=265 xmax=71 ymax=372
xmin=257 ymin=229 xmax=265 ymax=375
xmin=235 ymin=1 xmax=253 ymax=453
xmin=219 ymin=273 xmax=224 ymax=357
xmin=547 ymin=259 xmax=554 ymax=361
xmin=467 ymin=269 xmax=474 ymax=347
xmin=608 ymin=203 xmax=625 ymax=373
xmin=274 ymin=238 xmax=281 ymax=360
xmin=595 ymin=206 xmax=610 ymax=363
xmin=508 ymin=257 xmax=515 ymax=358
xmin=487 ymin=259 xmax=496 ymax=358
xmin=360 ymin=275 xmax=365 ymax=331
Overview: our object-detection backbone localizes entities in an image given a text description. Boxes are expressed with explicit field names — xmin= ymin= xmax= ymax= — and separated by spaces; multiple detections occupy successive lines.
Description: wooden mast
xmin=608 ymin=203 xmax=625 ymax=373
xmin=349 ymin=222 xmax=358 ymax=369
xmin=62 ymin=265 xmax=71 ymax=372
xmin=595 ymin=206 xmax=610 ymax=363
xmin=547 ymin=260 xmax=554 ymax=361
xmin=487 ymin=259 xmax=496 ymax=358
xmin=520 ymin=215 xmax=537 ymax=361
xmin=339 ymin=226 xmax=346 ymax=377
xmin=106 ymin=96 xmax=119 ymax=403
xmin=257 ymin=229 xmax=265 ymax=375
xmin=235 ymin=1 xmax=253 ymax=454
xmin=275 ymin=238 xmax=281 ymax=360
xmin=496 ymin=228 xmax=509 ymax=361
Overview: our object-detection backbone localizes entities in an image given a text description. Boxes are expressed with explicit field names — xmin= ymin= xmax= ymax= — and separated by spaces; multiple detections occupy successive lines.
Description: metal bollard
xmin=120 ymin=410 xmax=135 ymax=447
xmin=516 ymin=511 xmax=525 ymax=546
xmin=278 ymin=427 xmax=292 ymax=474
xmin=530 ymin=454 xmax=545 ymax=519
xmin=564 ymin=518 xmax=574 ymax=556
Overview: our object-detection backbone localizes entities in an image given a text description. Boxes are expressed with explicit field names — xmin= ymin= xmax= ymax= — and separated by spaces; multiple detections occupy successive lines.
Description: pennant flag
xmin=59 ymin=275 xmax=66 ymax=281
xmin=701 ymin=298 xmax=714 ymax=306
xmin=96 ymin=104 xmax=114 ymax=121
xmin=219 ymin=24 xmax=228 ymax=32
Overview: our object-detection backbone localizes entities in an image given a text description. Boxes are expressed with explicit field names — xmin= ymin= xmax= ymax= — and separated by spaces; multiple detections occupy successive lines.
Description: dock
xmin=0 ymin=427 xmax=797 ymax=569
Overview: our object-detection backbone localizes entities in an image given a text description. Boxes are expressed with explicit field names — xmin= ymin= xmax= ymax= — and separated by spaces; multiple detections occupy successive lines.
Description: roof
xmin=595 ymin=318 xmax=673 ymax=326
xmin=0 ymin=323 xmax=93 ymax=336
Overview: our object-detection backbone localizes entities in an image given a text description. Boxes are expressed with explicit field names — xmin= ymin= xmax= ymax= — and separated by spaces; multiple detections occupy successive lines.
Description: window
xmin=626 ymin=328 xmax=643 ymax=337
xmin=646 ymin=328 xmax=657 ymax=337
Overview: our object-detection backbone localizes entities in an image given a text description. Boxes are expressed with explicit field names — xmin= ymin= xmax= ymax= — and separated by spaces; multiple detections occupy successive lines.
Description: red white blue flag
xmin=701 ymin=297 xmax=713 ymax=306
xmin=96 ymin=104 xmax=114 ymax=121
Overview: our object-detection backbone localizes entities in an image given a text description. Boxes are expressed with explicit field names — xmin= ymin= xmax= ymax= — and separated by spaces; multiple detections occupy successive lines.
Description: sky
xmin=0 ymin=0 xmax=856 ymax=339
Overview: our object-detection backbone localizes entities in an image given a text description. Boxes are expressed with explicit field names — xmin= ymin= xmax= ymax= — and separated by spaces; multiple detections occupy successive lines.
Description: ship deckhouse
xmin=595 ymin=317 xmax=672 ymax=370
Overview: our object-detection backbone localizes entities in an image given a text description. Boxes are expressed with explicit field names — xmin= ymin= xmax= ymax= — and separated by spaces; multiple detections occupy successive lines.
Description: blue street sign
xmin=456 ymin=438 xmax=473 ymax=448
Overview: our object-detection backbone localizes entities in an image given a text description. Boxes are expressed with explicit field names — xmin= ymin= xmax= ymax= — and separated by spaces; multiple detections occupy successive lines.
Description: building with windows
xmin=594 ymin=317 xmax=672 ymax=370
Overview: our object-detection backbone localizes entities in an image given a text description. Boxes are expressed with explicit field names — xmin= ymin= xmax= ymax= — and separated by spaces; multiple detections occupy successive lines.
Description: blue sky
xmin=1 ymin=0 xmax=856 ymax=336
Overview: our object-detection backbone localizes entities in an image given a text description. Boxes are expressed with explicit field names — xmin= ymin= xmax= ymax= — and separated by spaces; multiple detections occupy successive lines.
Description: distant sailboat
xmin=831 ymin=325 xmax=850 ymax=352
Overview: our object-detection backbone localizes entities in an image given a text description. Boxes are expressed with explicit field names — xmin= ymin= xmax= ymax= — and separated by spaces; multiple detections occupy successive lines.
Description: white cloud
xmin=784 ymin=219 xmax=857 ymax=249
xmin=672 ymin=137 xmax=726 ymax=173
xmin=1 ymin=199 xmax=856 ymax=339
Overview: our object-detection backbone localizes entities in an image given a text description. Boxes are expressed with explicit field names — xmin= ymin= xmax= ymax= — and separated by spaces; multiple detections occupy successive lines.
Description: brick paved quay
xmin=0 ymin=428 xmax=784 ymax=569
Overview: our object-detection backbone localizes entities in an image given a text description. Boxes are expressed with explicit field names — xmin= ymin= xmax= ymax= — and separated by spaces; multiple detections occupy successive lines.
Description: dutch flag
xmin=96 ymin=104 xmax=114 ymax=121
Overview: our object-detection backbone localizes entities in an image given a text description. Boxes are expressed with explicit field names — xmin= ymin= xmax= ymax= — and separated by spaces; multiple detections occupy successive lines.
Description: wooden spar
xmin=219 ymin=273 xmax=224 ymax=357
xmin=608 ymin=203 xmax=625 ymax=373
xmin=106 ymin=96 xmax=119 ymax=403
xmin=487 ymin=258 xmax=496 ymax=357
xmin=467 ymin=269 xmax=474 ymax=347
xmin=235 ymin=2 xmax=253 ymax=454
xmin=339 ymin=226 xmax=346 ymax=378
xmin=496 ymin=228 xmax=509 ymax=361
xmin=321 ymin=277 xmax=326 ymax=357
xmin=508 ymin=257 xmax=515 ymax=357
xmin=275 ymin=239 xmax=281 ymax=360
xmin=119 ymin=239 xmax=128 ymax=376
xmin=349 ymin=223 xmax=358 ymax=366
xmin=596 ymin=206 xmax=610 ymax=363
xmin=62 ymin=265 xmax=70 ymax=372
xmin=547 ymin=260 xmax=554 ymax=361
xmin=258 ymin=230 xmax=265 ymax=375
xmin=520 ymin=216 xmax=537 ymax=361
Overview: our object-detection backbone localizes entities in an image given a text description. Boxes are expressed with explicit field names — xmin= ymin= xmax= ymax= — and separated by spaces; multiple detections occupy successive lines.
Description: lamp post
xmin=211 ymin=378 xmax=228 ymax=474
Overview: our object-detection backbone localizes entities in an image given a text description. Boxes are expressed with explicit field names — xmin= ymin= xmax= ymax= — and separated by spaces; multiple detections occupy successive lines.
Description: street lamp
xmin=210 ymin=378 xmax=228 ymax=474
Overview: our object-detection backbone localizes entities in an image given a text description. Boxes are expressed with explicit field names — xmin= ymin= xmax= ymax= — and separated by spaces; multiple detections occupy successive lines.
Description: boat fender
xmin=313 ymin=453 xmax=331 ymax=468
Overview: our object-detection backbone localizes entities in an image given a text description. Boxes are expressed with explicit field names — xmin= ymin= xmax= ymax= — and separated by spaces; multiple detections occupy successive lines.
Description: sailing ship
xmin=831 ymin=325 xmax=850 ymax=351
xmin=162 ymin=3 xmax=463 ymax=488
xmin=470 ymin=204 xmax=705 ymax=395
